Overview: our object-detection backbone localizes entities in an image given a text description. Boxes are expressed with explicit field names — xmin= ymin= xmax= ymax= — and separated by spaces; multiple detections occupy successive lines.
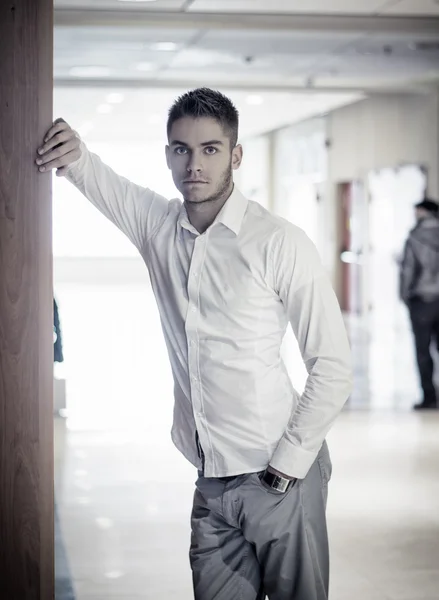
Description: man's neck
xmin=185 ymin=185 xmax=234 ymax=234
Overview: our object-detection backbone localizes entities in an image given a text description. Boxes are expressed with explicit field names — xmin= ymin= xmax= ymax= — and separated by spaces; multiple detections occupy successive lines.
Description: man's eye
xmin=205 ymin=147 xmax=217 ymax=155
xmin=175 ymin=147 xmax=187 ymax=155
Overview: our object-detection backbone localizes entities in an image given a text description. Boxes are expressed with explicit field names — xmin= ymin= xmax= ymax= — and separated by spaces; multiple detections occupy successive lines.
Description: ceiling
xmin=54 ymin=0 xmax=439 ymax=92
xmin=54 ymin=0 xmax=439 ymax=16
xmin=52 ymin=0 xmax=439 ymax=142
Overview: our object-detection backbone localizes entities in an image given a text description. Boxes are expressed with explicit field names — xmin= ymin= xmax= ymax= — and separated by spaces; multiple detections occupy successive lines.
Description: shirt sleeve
xmin=64 ymin=141 xmax=170 ymax=253
xmin=399 ymin=238 xmax=417 ymax=303
xmin=269 ymin=225 xmax=353 ymax=479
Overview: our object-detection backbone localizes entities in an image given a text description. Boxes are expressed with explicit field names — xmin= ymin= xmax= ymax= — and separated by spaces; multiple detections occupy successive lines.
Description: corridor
xmin=54 ymin=412 xmax=439 ymax=600
xmin=54 ymin=283 xmax=439 ymax=600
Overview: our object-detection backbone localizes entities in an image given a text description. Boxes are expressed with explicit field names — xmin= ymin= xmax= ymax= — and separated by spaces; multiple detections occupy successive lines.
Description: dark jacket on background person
xmin=400 ymin=216 xmax=439 ymax=303
xmin=54 ymin=298 xmax=64 ymax=363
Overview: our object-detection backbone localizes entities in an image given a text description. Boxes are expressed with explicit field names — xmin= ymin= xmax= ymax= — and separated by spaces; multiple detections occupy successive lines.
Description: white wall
xmin=235 ymin=135 xmax=271 ymax=210
xmin=272 ymin=118 xmax=329 ymax=259
xmin=327 ymin=90 xmax=439 ymax=196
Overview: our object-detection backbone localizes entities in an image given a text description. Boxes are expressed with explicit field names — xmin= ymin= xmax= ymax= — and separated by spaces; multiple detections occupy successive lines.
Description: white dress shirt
xmin=66 ymin=143 xmax=353 ymax=479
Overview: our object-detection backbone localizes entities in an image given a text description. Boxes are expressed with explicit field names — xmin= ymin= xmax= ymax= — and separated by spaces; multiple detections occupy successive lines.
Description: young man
xmin=400 ymin=198 xmax=439 ymax=410
xmin=36 ymin=88 xmax=352 ymax=599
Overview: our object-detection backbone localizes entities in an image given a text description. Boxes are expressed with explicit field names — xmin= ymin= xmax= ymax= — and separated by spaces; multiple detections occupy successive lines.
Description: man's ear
xmin=165 ymin=145 xmax=171 ymax=169
xmin=232 ymin=144 xmax=243 ymax=171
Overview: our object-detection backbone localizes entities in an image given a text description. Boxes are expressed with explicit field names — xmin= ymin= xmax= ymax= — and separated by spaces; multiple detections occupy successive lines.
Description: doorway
xmin=368 ymin=165 xmax=426 ymax=319
xmin=337 ymin=180 xmax=367 ymax=314
xmin=366 ymin=164 xmax=427 ymax=407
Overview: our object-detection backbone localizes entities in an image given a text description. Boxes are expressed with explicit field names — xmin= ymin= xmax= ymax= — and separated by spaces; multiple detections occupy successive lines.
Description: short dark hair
xmin=416 ymin=199 xmax=439 ymax=215
xmin=167 ymin=87 xmax=239 ymax=147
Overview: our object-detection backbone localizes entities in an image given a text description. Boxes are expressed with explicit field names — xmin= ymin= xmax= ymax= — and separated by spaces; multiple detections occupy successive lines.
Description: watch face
xmin=261 ymin=472 xmax=290 ymax=493
xmin=272 ymin=477 xmax=289 ymax=493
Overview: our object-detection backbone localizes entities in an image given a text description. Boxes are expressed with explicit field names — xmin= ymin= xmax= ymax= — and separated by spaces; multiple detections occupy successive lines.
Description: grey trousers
xmin=189 ymin=442 xmax=332 ymax=600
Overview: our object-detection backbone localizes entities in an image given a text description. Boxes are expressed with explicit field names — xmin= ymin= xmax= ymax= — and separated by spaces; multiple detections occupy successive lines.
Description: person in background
xmin=54 ymin=297 xmax=64 ymax=364
xmin=400 ymin=198 xmax=439 ymax=410
xmin=35 ymin=88 xmax=352 ymax=600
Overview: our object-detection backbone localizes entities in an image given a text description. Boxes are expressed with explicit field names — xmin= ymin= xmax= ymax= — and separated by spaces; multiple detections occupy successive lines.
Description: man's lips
xmin=183 ymin=180 xmax=208 ymax=184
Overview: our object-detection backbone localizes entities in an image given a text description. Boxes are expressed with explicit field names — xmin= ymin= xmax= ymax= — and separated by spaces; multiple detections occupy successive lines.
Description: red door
xmin=339 ymin=181 xmax=365 ymax=314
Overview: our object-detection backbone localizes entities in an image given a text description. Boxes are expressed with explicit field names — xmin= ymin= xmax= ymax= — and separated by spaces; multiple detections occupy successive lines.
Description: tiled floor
xmin=53 ymin=283 xmax=439 ymax=599
xmin=55 ymin=412 xmax=439 ymax=600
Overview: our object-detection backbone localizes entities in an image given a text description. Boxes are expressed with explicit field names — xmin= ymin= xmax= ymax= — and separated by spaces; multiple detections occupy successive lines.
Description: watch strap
xmin=260 ymin=470 xmax=295 ymax=493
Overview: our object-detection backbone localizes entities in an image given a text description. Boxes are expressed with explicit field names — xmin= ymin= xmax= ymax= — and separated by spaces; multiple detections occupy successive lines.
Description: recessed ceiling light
xmin=95 ymin=517 xmax=114 ymax=529
xmin=105 ymin=571 xmax=124 ymax=580
xmin=246 ymin=94 xmax=264 ymax=106
xmin=69 ymin=66 xmax=111 ymax=78
xmin=150 ymin=42 xmax=179 ymax=52
xmin=133 ymin=62 xmax=155 ymax=71
xmin=96 ymin=104 xmax=113 ymax=115
xmin=106 ymin=93 xmax=125 ymax=104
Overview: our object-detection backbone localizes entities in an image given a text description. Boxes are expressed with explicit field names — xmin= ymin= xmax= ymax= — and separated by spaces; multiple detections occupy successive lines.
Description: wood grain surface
xmin=0 ymin=1 xmax=54 ymax=598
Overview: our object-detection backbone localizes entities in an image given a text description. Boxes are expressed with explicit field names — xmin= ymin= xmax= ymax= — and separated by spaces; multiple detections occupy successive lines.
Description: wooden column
xmin=0 ymin=1 xmax=54 ymax=598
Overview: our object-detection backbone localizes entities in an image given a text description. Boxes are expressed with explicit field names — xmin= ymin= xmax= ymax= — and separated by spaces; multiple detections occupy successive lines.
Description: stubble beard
xmin=184 ymin=163 xmax=233 ymax=206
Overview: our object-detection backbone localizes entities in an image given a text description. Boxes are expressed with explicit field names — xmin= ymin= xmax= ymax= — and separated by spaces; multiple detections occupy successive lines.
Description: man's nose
xmin=187 ymin=153 xmax=203 ymax=172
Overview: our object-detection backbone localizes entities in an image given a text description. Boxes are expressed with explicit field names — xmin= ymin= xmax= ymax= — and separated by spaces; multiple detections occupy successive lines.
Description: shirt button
xmin=192 ymin=375 xmax=198 ymax=382
xmin=191 ymin=306 xmax=197 ymax=313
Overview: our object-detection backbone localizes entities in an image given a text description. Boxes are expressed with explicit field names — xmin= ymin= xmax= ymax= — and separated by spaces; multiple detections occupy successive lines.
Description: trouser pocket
xmin=317 ymin=441 xmax=332 ymax=486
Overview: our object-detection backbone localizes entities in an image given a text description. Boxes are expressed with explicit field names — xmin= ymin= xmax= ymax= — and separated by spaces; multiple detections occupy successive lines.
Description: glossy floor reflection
xmin=53 ymin=283 xmax=439 ymax=599
xmin=55 ymin=411 xmax=439 ymax=600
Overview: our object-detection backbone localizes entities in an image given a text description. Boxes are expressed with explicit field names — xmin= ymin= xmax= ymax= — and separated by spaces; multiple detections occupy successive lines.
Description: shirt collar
xmin=178 ymin=186 xmax=248 ymax=237
xmin=216 ymin=186 xmax=248 ymax=236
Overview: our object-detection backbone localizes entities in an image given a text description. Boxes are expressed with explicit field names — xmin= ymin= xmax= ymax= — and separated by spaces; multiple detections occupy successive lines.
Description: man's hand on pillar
xmin=35 ymin=118 xmax=82 ymax=177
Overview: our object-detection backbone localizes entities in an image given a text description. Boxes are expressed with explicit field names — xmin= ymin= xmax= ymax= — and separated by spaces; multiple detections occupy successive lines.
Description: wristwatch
xmin=259 ymin=470 xmax=296 ymax=493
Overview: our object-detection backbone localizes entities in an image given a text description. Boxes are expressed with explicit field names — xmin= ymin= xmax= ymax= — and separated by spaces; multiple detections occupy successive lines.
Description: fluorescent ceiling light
xmin=96 ymin=104 xmax=113 ymax=115
xmin=69 ymin=66 xmax=111 ymax=78
xmin=171 ymin=48 xmax=236 ymax=68
xmin=246 ymin=94 xmax=264 ymax=106
xmin=106 ymin=93 xmax=125 ymax=104
xmin=150 ymin=42 xmax=179 ymax=52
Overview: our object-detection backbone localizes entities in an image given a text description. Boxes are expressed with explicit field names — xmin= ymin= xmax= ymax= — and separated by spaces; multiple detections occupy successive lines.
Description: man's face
xmin=415 ymin=207 xmax=428 ymax=221
xmin=166 ymin=116 xmax=242 ymax=204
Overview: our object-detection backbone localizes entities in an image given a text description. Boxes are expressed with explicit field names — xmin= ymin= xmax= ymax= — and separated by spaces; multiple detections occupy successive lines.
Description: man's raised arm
xmin=36 ymin=118 xmax=169 ymax=252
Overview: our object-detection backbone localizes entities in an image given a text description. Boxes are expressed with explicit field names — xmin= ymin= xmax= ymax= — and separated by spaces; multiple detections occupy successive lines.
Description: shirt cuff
xmin=269 ymin=437 xmax=319 ymax=480
xmin=64 ymin=141 xmax=87 ymax=177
